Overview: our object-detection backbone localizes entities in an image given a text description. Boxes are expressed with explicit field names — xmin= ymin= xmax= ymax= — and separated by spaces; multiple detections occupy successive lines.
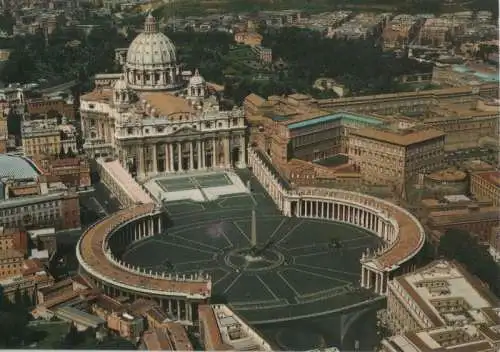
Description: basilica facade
xmin=80 ymin=14 xmax=246 ymax=178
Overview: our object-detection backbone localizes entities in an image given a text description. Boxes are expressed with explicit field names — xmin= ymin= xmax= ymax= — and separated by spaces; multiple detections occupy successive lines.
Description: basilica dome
xmin=124 ymin=13 xmax=182 ymax=91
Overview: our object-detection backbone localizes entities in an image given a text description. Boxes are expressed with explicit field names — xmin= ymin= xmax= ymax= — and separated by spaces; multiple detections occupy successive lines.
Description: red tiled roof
xmin=78 ymin=204 xmax=210 ymax=297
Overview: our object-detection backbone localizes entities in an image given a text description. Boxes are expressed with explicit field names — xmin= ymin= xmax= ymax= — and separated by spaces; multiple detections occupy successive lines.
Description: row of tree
xmin=437 ymin=228 xmax=500 ymax=296
xmin=0 ymin=22 xmax=130 ymax=87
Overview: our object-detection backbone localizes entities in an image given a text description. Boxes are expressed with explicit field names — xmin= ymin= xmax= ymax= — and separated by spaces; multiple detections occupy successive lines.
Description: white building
xmin=381 ymin=260 xmax=500 ymax=352
xmin=80 ymin=13 xmax=246 ymax=179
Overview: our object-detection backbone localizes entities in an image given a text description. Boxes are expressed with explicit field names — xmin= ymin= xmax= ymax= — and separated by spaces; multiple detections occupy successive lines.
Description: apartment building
xmin=0 ymin=227 xmax=29 ymax=255
xmin=0 ymin=153 xmax=82 ymax=231
xmin=22 ymin=117 xmax=77 ymax=159
xmin=36 ymin=156 xmax=91 ymax=189
xmin=0 ymin=249 xmax=24 ymax=279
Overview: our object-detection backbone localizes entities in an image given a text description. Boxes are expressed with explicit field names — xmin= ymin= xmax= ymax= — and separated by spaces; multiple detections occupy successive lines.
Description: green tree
xmin=438 ymin=228 xmax=500 ymax=295
xmin=66 ymin=147 xmax=76 ymax=158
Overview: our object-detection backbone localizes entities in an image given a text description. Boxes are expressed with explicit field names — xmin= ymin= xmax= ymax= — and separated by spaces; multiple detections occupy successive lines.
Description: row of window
xmin=0 ymin=201 xmax=59 ymax=216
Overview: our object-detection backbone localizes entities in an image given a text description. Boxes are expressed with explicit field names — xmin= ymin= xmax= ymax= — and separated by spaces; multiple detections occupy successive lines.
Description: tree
xmin=13 ymin=286 xmax=22 ymax=307
xmin=438 ymin=228 xmax=500 ymax=295
xmin=63 ymin=322 xmax=80 ymax=347
xmin=66 ymin=147 xmax=75 ymax=158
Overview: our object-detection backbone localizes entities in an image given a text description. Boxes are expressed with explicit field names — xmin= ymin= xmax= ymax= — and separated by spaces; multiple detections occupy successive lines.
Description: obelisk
xmin=251 ymin=209 xmax=257 ymax=247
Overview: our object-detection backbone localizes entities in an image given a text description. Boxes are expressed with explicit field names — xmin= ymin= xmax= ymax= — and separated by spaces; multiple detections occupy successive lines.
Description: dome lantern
xmin=187 ymin=68 xmax=206 ymax=101
xmin=144 ymin=12 xmax=157 ymax=34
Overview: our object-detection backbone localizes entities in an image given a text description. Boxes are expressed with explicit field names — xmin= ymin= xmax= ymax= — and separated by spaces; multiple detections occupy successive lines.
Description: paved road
xmin=79 ymin=182 xmax=122 ymax=228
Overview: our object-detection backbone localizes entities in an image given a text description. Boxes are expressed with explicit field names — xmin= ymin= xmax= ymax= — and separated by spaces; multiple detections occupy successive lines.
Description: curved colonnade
xmin=76 ymin=203 xmax=211 ymax=324
xmin=76 ymin=147 xmax=426 ymax=326
xmin=248 ymin=148 xmax=426 ymax=295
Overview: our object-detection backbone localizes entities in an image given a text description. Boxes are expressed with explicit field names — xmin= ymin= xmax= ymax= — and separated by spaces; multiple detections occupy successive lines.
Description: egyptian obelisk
xmin=251 ymin=209 xmax=257 ymax=247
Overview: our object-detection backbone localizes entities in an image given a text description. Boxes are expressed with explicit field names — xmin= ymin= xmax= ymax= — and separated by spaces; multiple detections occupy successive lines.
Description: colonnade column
xmin=360 ymin=265 xmax=387 ymax=295
xmin=169 ymin=144 xmax=174 ymax=172
xmin=224 ymin=136 xmax=230 ymax=167
xmin=201 ymin=141 xmax=206 ymax=169
xmin=197 ymin=141 xmax=202 ymax=169
xmin=212 ymin=138 xmax=217 ymax=168
xmin=189 ymin=142 xmax=194 ymax=170
xmin=177 ymin=143 xmax=182 ymax=171
xmin=152 ymin=144 xmax=157 ymax=174
xmin=165 ymin=144 xmax=170 ymax=172
xmin=177 ymin=300 xmax=181 ymax=321
xmin=239 ymin=134 xmax=245 ymax=167
xmin=137 ymin=146 xmax=144 ymax=177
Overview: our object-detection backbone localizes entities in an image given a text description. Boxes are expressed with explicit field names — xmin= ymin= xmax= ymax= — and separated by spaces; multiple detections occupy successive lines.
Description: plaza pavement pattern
xmin=123 ymin=171 xmax=381 ymax=324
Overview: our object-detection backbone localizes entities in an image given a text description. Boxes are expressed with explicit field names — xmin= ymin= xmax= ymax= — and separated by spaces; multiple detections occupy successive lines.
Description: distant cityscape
xmin=0 ymin=0 xmax=498 ymax=351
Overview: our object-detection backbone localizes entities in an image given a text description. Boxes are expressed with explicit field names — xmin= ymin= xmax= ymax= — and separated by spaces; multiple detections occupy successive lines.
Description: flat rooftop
xmin=286 ymin=112 xmax=384 ymax=130
xmin=351 ymin=127 xmax=445 ymax=146
xmin=394 ymin=261 xmax=498 ymax=328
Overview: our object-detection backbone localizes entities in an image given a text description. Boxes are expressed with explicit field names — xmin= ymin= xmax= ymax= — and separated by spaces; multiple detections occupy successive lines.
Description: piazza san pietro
xmin=0 ymin=4 xmax=498 ymax=352
xmin=73 ymin=12 xmax=431 ymax=350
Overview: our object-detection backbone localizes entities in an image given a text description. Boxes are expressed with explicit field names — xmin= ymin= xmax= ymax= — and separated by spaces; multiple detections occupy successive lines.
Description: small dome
xmin=126 ymin=14 xmax=177 ymax=70
xmin=189 ymin=69 xmax=205 ymax=86
xmin=113 ymin=76 xmax=127 ymax=91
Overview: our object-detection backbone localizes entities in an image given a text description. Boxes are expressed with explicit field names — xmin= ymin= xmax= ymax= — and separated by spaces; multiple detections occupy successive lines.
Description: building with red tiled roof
xmin=198 ymin=304 xmax=273 ymax=351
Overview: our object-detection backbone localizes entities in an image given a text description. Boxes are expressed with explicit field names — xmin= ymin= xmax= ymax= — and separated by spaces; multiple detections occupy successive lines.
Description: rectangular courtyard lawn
xmin=156 ymin=177 xmax=196 ymax=192
xmin=195 ymin=173 xmax=233 ymax=188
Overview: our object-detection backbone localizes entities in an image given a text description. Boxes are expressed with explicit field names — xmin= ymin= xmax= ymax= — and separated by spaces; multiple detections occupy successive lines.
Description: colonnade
xmin=247 ymin=148 xmax=289 ymax=215
xmin=92 ymin=278 xmax=197 ymax=323
xmin=296 ymin=198 xmax=395 ymax=295
xmin=105 ymin=213 xmax=162 ymax=255
xmin=247 ymin=146 xmax=425 ymax=296
xmin=124 ymin=134 xmax=246 ymax=178
xmin=82 ymin=208 xmax=207 ymax=324
xmin=296 ymin=199 xmax=396 ymax=240
xmin=361 ymin=266 xmax=387 ymax=296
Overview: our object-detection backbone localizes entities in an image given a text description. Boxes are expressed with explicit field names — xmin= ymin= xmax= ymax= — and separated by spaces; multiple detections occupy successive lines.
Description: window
xmin=127 ymin=128 xmax=133 ymax=135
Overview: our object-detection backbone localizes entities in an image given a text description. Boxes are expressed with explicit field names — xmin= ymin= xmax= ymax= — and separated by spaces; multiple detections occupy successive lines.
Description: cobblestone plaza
xmin=123 ymin=171 xmax=381 ymax=325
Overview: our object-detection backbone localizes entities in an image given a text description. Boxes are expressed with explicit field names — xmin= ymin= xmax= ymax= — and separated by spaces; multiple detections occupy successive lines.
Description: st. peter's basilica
xmin=80 ymin=13 xmax=246 ymax=178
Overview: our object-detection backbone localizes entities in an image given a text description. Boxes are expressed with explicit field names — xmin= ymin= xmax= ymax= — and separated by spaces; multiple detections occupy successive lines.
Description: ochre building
xmin=348 ymin=126 xmax=445 ymax=185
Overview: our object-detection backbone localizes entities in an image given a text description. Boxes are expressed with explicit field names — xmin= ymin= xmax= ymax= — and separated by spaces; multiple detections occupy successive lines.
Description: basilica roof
xmin=126 ymin=13 xmax=177 ymax=70
xmin=140 ymin=92 xmax=193 ymax=118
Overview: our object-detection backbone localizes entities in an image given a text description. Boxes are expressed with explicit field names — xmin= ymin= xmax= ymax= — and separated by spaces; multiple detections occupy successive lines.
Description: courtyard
xmin=124 ymin=170 xmax=381 ymax=324
xmin=143 ymin=171 xmax=248 ymax=202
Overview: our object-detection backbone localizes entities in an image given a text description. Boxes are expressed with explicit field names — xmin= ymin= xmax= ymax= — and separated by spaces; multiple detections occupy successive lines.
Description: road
xmin=79 ymin=182 xmax=122 ymax=228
